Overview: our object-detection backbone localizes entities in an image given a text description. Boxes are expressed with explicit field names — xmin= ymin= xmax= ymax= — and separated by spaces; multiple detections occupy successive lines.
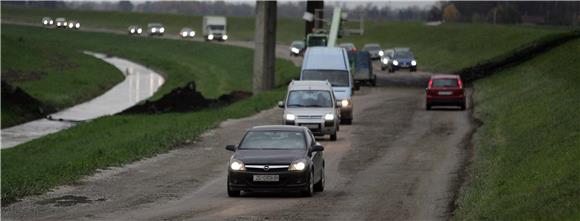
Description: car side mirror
xmin=336 ymin=101 xmax=342 ymax=108
xmin=311 ymin=143 xmax=324 ymax=152
xmin=277 ymin=101 xmax=284 ymax=108
xmin=225 ymin=145 xmax=236 ymax=152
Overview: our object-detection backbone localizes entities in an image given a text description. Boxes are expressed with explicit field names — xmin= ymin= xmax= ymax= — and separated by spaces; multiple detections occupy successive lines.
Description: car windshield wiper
xmin=306 ymin=104 xmax=329 ymax=107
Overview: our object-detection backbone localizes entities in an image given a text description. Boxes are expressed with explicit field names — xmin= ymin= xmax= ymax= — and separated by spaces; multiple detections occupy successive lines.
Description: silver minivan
xmin=279 ymin=81 xmax=340 ymax=141
xmin=300 ymin=47 xmax=354 ymax=124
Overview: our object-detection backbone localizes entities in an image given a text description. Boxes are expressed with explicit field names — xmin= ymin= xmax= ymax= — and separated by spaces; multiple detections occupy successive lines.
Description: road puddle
xmin=1 ymin=52 xmax=165 ymax=149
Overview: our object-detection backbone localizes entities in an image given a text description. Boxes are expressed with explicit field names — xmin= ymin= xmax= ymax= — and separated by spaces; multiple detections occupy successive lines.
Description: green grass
xmin=2 ymin=6 xmax=568 ymax=73
xmin=0 ymin=24 xmax=299 ymax=205
xmin=1 ymin=31 xmax=123 ymax=128
xmin=454 ymin=38 xmax=580 ymax=220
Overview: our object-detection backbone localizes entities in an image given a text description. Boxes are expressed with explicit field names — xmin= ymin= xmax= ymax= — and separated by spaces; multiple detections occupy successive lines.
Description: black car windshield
xmin=364 ymin=45 xmax=381 ymax=51
xmin=394 ymin=51 xmax=414 ymax=59
xmin=209 ymin=25 xmax=224 ymax=30
xmin=433 ymin=79 xmax=458 ymax=87
xmin=239 ymin=131 xmax=306 ymax=150
xmin=302 ymin=70 xmax=349 ymax=87
xmin=287 ymin=90 xmax=333 ymax=108
xmin=292 ymin=41 xmax=305 ymax=49
xmin=309 ymin=36 xmax=327 ymax=46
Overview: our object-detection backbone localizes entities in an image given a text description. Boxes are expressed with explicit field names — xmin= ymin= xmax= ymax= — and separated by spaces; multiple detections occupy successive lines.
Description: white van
xmin=300 ymin=47 xmax=354 ymax=124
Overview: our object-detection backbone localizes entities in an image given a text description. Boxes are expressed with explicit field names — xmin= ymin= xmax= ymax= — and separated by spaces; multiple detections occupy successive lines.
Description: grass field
xmin=2 ymin=6 xmax=568 ymax=73
xmin=1 ymin=31 xmax=123 ymax=128
xmin=454 ymin=38 xmax=580 ymax=220
xmin=1 ymin=24 xmax=300 ymax=205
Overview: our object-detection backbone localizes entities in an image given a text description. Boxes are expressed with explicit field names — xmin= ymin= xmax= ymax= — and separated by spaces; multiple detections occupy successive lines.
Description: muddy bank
xmin=1 ymin=80 xmax=55 ymax=128
xmin=122 ymin=81 xmax=251 ymax=114
xmin=458 ymin=30 xmax=580 ymax=83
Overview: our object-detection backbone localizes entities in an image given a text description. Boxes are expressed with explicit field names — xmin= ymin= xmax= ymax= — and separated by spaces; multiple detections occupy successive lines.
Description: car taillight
xmin=458 ymin=79 xmax=463 ymax=89
xmin=428 ymin=79 xmax=433 ymax=89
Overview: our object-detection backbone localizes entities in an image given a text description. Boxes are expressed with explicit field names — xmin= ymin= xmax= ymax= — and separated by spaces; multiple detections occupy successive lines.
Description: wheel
xmin=314 ymin=165 xmax=325 ymax=192
xmin=389 ymin=67 xmax=394 ymax=73
xmin=411 ymin=68 xmax=417 ymax=72
xmin=371 ymin=77 xmax=377 ymax=86
xmin=302 ymin=171 xmax=315 ymax=197
xmin=342 ymin=118 xmax=352 ymax=125
xmin=460 ymin=103 xmax=466 ymax=110
xmin=330 ymin=132 xmax=337 ymax=141
xmin=227 ymin=184 xmax=240 ymax=197
xmin=426 ymin=104 xmax=432 ymax=110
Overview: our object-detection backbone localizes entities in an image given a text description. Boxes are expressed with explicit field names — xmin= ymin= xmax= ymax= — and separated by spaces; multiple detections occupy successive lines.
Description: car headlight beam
xmin=324 ymin=113 xmax=335 ymax=121
xmin=130 ymin=29 xmax=135 ymax=33
xmin=382 ymin=58 xmax=389 ymax=64
xmin=285 ymin=113 xmax=296 ymax=121
xmin=189 ymin=31 xmax=195 ymax=37
xmin=393 ymin=60 xmax=399 ymax=66
xmin=230 ymin=160 xmax=245 ymax=171
xmin=159 ymin=27 xmax=165 ymax=33
xmin=182 ymin=32 xmax=188 ymax=37
xmin=208 ymin=34 xmax=214 ymax=40
xmin=411 ymin=60 xmax=417 ymax=66
xmin=49 ymin=20 xmax=53 ymax=25
xmin=75 ymin=23 xmax=80 ymax=28
xmin=222 ymin=34 xmax=228 ymax=40
xmin=152 ymin=27 xmax=157 ymax=32
xmin=291 ymin=47 xmax=300 ymax=54
xmin=378 ymin=50 xmax=384 ymax=56
xmin=289 ymin=160 xmax=307 ymax=171
xmin=137 ymin=28 xmax=142 ymax=34
xmin=341 ymin=99 xmax=350 ymax=107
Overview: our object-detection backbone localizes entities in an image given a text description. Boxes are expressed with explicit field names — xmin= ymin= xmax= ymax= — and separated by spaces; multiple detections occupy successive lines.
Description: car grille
xmin=245 ymin=165 xmax=289 ymax=172
xmin=297 ymin=115 xmax=322 ymax=119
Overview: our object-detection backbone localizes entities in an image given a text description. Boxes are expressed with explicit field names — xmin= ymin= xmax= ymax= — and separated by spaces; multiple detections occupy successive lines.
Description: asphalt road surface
xmin=3 ymin=68 xmax=473 ymax=221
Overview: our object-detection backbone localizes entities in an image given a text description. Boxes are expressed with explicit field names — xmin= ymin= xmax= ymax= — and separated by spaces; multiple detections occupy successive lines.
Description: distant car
xmin=353 ymin=51 xmax=377 ymax=86
xmin=226 ymin=125 xmax=325 ymax=197
xmin=380 ymin=49 xmax=394 ymax=71
xmin=180 ymin=27 xmax=195 ymax=38
xmin=289 ymin=40 xmax=306 ymax=56
xmin=41 ymin=17 xmax=53 ymax=26
xmin=67 ymin=20 xmax=80 ymax=29
xmin=128 ymin=25 xmax=143 ymax=35
xmin=147 ymin=23 xmax=165 ymax=36
xmin=362 ymin=43 xmax=383 ymax=60
xmin=388 ymin=49 xmax=417 ymax=72
xmin=425 ymin=75 xmax=466 ymax=110
xmin=279 ymin=80 xmax=340 ymax=140
xmin=55 ymin=17 xmax=67 ymax=28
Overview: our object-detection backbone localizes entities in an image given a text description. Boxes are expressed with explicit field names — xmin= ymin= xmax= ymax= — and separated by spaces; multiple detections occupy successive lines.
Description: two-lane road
xmin=3 ymin=70 xmax=473 ymax=221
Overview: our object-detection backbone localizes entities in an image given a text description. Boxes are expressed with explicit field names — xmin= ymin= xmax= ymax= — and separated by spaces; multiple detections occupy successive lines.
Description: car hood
xmin=285 ymin=108 xmax=334 ymax=117
xmin=209 ymin=30 xmax=226 ymax=34
xmin=333 ymin=87 xmax=352 ymax=100
xmin=394 ymin=58 xmax=414 ymax=63
xmin=235 ymin=149 xmax=306 ymax=164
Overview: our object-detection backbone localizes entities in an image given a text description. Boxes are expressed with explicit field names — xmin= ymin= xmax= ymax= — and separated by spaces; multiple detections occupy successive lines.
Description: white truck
xmin=202 ymin=16 xmax=228 ymax=41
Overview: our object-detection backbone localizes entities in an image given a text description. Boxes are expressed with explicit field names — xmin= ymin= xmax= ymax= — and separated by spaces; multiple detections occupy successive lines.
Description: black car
xmin=388 ymin=49 xmax=417 ymax=72
xmin=289 ymin=40 xmax=306 ymax=56
xmin=226 ymin=125 xmax=325 ymax=197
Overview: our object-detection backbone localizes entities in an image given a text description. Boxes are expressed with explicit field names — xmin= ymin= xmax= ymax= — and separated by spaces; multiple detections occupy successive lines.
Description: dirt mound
xmin=1 ymin=81 xmax=56 ymax=127
xmin=122 ymin=81 xmax=251 ymax=114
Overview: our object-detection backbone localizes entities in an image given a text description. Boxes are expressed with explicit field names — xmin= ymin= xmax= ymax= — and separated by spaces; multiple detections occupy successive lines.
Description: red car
xmin=425 ymin=75 xmax=466 ymax=110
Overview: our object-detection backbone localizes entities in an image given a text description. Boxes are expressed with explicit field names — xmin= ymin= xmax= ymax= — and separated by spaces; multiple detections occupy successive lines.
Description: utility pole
xmin=253 ymin=1 xmax=277 ymax=94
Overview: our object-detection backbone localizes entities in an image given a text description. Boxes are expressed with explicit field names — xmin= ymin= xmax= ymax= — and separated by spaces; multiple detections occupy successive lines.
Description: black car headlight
xmin=230 ymin=159 xmax=246 ymax=171
xmin=289 ymin=159 xmax=307 ymax=171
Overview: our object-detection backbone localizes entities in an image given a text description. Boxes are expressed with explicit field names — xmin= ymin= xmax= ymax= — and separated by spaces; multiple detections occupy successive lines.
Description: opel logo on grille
xmin=263 ymin=165 xmax=270 ymax=171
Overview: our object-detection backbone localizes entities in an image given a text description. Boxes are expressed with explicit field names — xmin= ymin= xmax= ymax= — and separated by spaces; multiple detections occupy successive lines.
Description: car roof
xmin=394 ymin=47 xmax=410 ymax=51
xmin=288 ymin=80 xmax=333 ymax=91
xmin=364 ymin=43 xmax=380 ymax=47
xmin=431 ymin=74 xmax=460 ymax=79
xmin=250 ymin=125 xmax=306 ymax=132
xmin=303 ymin=47 xmax=347 ymax=70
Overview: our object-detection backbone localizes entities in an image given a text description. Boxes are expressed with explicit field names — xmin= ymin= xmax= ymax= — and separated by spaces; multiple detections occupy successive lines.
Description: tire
xmin=330 ymin=132 xmax=337 ymax=141
xmin=371 ymin=77 xmax=377 ymax=86
xmin=342 ymin=118 xmax=352 ymax=125
xmin=460 ymin=103 xmax=466 ymax=110
xmin=411 ymin=68 xmax=417 ymax=72
xmin=302 ymin=171 xmax=315 ymax=197
xmin=314 ymin=165 xmax=325 ymax=192
xmin=426 ymin=103 xmax=432 ymax=110
xmin=389 ymin=67 xmax=394 ymax=73
xmin=227 ymin=181 xmax=240 ymax=197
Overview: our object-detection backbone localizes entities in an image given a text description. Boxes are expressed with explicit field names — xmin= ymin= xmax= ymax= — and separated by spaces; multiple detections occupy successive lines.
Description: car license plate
xmin=302 ymin=124 xmax=319 ymax=130
xmin=438 ymin=91 xmax=453 ymax=95
xmin=253 ymin=175 xmax=279 ymax=182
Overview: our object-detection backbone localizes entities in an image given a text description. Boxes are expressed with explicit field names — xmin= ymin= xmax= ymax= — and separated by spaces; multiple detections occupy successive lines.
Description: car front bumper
xmin=285 ymin=119 xmax=336 ymax=135
xmin=228 ymin=169 xmax=309 ymax=192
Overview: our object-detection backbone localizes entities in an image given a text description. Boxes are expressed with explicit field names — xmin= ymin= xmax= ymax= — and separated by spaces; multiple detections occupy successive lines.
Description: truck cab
xmin=203 ymin=16 xmax=228 ymax=41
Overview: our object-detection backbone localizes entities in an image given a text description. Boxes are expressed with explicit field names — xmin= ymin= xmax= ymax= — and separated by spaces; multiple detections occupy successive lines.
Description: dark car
xmin=380 ymin=49 xmax=394 ymax=71
xmin=289 ymin=40 xmax=306 ymax=56
xmin=226 ymin=125 xmax=325 ymax=197
xmin=425 ymin=75 xmax=466 ymax=110
xmin=362 ymin=43 xmax=383 ymax=60
xmin=388 ymin=49 xmax=417 ymax=72
xmin=353 ymin=51 xmax=377 ymax=86
xmin=338 ymin=42 xmax=357 ymax=64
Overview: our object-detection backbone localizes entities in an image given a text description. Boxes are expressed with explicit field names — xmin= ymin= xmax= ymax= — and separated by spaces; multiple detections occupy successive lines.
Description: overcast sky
xmin=223 ymin=0 xmax=437 ymax=9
